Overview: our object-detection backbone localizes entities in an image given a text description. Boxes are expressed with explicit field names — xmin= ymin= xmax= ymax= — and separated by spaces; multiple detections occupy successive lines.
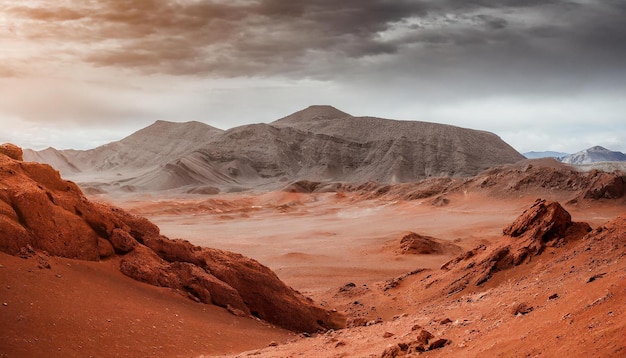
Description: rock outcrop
xmin=0 ymin=143 xmax=23 ymax=161
xmin=440 ymin=199 xmax=591 ymax=292
xmin=581 ymin=170 xmax=626 ymax=199
xmin=0 ymin=145 xmax=343 ymax=332
xmin=397 ymin=232 xmax=462 ymax=255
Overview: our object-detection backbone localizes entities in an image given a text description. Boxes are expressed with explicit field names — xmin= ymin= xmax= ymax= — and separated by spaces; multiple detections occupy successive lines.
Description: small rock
xmin=366 ymin=317 xmax=383 ymax=326
xmin=2 ymin=302 xmax=7 ymax=306
xmin=383 ymin=332 xmax=395 ymax=338
xmin=415 ymin=329 xmax=435 ymax=345
xmin=37 ymin=256 xmax=51 ymax=269
xmin=335 ymin=341 xmax=346 ymax=348
xmin=55 ymin=274 xmax=62 ymax=278
xmin=428 ymin=338 xmax=450 ymax=350
xmin=268 ymin=341 xmax=278 ymax=347
xmin=227 ymin=304 xmax=247 ymax=317
xmin=587 ymin=273 xmax=606 ymax=283
xmin=440 ymin=318 xmax=453 ymax=325
xmin=339 ymin=282 xmax=356 ymax=292
xmin=512 ymin=302 xmax=534 ymax=316
xmin=411 ymin=324 xmax=422 ymax=331
xmin=548 ymin=293 xmax=559 ymax=300
xmin=380 ymin=344 xmax=402 ymax=358
xmin=348 ymin=317 xmax=368 ymax=327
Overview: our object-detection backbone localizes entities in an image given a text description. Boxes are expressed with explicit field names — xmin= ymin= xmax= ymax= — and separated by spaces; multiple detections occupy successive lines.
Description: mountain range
xmin=24 ymin=105 xmax=526 ymax=193
xmin=522 ymin=151 xmax=569 ymax=160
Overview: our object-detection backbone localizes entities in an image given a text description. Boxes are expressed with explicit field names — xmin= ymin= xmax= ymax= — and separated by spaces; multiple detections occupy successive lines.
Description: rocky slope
xmin=0 ymin=143 xmax=342 ymax=333
xmin=24 ymin=106 xmax=525 ymax=193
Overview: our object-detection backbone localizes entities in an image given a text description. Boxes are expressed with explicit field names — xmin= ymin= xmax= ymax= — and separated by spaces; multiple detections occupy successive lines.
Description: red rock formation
xmin=399 ymin=233 xmax=444 ymax=255
xmin=441 ymin=199 xmax=591 ymax=292
xmin=397 ymin=232 xmax=462 ymax=255
xmin=0 ymin=143 xmax=23 ymax=161
xmin=582 ymin=170 xmax=626 ymax=199
xmin=0 ymin=145 xmax=344 ymax=333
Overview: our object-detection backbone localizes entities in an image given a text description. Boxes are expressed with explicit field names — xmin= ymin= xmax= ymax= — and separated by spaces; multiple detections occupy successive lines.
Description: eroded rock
xmin=0 ymin=143 xmax=23 ymax=161
xmin=441 ymin=199 xmax=591 ymax=292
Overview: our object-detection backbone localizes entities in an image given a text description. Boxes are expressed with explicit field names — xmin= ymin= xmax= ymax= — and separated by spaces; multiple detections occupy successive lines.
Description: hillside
xmin=27 ymin=106 xmax=525 ymax=193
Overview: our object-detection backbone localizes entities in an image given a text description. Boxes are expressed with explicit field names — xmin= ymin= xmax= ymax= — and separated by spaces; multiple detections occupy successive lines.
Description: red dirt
xmin=0 ymin=252 xmax=293 ymax=357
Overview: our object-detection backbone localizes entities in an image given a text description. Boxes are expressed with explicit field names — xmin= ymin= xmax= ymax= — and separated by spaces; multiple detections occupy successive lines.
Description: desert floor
xmin=115 ymin=191 xmax=622 ymax=293
xmin=2 ymin=190 xmax=625 ymax=357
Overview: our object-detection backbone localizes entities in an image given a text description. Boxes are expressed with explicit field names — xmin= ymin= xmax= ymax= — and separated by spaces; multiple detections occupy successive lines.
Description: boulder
xmin=503 ymin=199 xmax=572 ymax=241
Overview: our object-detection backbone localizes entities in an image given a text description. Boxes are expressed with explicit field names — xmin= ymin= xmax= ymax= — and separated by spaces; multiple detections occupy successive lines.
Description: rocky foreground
xmin=0 ymin=144 xmax=343 ymax=333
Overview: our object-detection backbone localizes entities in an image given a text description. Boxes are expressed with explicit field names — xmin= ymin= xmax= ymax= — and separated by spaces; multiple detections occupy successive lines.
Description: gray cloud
xmin=4 ymin=0 xmax=626 ymax=81
xmin=1 ymin=0 xmax=625 ymax=153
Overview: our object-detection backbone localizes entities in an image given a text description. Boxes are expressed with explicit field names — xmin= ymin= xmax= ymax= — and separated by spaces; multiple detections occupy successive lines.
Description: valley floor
xmin=2 ymin=189 xmax=625 ymax=357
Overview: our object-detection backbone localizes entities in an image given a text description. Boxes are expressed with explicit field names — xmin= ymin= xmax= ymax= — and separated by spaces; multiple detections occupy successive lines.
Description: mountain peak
xmin=587 ymin=146 xmax=609 ymax=152
xmin=561 ymin=146 xmax=626 ymax=164
xmin=124 ymin=120 xmax=223 ymax=142
xmin=272 ymin=105 xmax=351 ymax=126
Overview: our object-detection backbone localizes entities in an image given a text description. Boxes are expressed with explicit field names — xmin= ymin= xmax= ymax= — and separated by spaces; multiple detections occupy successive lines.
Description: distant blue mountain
xmin=523 ymin=151 xmax=569 ymax=160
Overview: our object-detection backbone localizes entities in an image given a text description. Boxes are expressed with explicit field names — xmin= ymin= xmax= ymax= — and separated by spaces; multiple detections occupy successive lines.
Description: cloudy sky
xmin=1 ymin=0 xmax=625 ymax=154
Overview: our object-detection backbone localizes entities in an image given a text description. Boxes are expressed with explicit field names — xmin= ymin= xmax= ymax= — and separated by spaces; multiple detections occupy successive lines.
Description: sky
xmin=1 ymin=0 xmax=625 ymax=154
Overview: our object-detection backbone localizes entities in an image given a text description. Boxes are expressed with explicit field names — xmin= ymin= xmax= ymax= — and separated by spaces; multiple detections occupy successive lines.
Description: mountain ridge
xmin=523 ymin=151 xmax=569 ymax=159
xmin=23 ymin=106 xmax=525 ymax=193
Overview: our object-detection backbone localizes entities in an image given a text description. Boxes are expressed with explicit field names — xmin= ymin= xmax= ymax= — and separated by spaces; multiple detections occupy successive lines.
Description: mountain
xmin=523 ymin=151 xmax=569 ymax=159
xmin=24 ymin=106 xmax=525 ymax=192
xmin=24 ymin=120 xmax=224 ymax=174
xmin=272 ymin=104 xmax=351 ymax=125
xmin=560 ymin=146 xmax=626 ymax=165
xmin=23 ymin=147 xmax=81 ymax=174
